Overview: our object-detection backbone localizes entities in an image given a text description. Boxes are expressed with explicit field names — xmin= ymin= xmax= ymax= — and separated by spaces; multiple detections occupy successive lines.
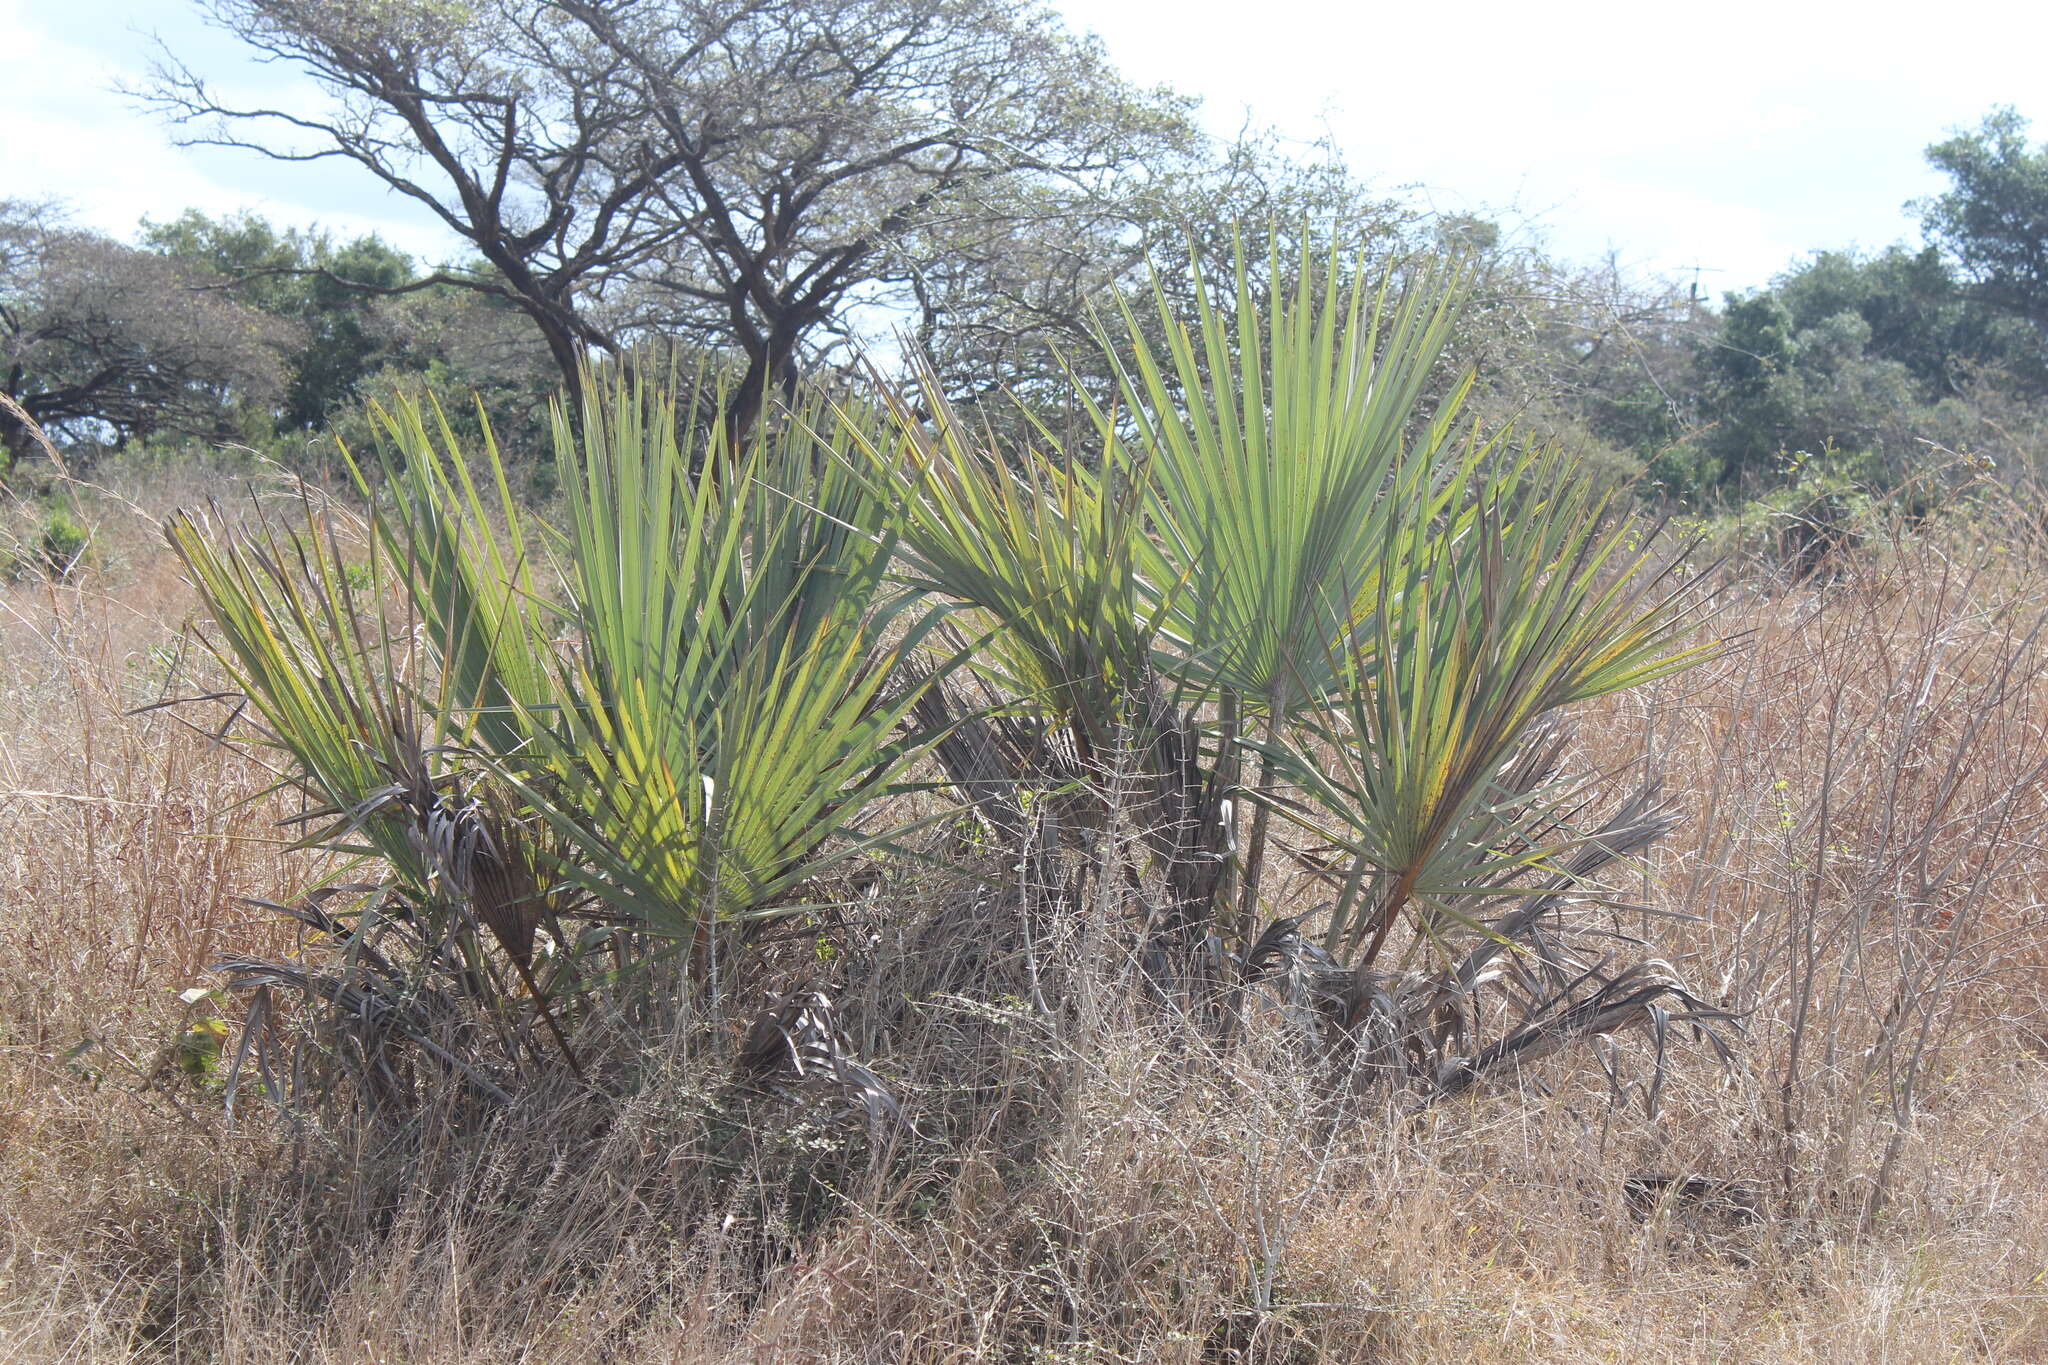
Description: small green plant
xmin=37 ymin=506 xmax=89 ymax=578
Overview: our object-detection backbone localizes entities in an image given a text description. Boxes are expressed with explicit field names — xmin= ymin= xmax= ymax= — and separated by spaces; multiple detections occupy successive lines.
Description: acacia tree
xmin=147 ymin=0 xmax=1200 ymax=425
xmin=145 ymin=1 xmax=691 ymax=398
xmin=0 ymin=203 xmax=296 ymax=466
xmin=903 ymin=132 xmax=1415 ymax=406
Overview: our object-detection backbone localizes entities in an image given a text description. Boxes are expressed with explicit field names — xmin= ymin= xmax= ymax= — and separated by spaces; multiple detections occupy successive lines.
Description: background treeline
xmin=5 ymin=0 xmax=2048 ymax=517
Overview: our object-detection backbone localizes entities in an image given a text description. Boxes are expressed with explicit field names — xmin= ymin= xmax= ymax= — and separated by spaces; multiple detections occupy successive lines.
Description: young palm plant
xmin=844 ymin=368 xmax=1159 ymax=768
xmin=1241 ymin=444 xmax=1729 ymax=1097
xmin=514 ymin=371 xmax=955 ymax=977
xmin=843 ymin=371 xmax=1239 ymax=955
xmin=1256 ymin=445 xmax=1718 ymax=970
xmin=168 ymin=369 xmax=962 ymax=1109
xmin=166 ymin=491 xmax=582 ymax=1104
xmin=1097 ymin=237 xmax=1475 ymax=941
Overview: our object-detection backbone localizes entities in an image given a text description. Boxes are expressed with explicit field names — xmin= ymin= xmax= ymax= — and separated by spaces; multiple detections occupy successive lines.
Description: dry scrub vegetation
xmin=6 ymin=472 xmax=2047 ymax=1365
xmin=6 ymin=285 xmax=2048 ymax=1361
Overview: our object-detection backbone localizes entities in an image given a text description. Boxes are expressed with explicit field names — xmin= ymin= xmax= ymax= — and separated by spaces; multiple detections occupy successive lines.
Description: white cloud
xmin=0 ymin=0 xmax=462 ymax=260
xmin=1064 ymin=0 xmax=2048 ymax=287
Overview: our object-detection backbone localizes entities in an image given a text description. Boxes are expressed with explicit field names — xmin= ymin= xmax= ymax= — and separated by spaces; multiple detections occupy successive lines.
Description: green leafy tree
xmin=0 ymin=202 xmax=296 ymax=466
xmin=142 ymin=210 xmax=415 ymax=430
xmin=1919 ymin=107 xmax=2048 ymax=338
xmin=1682 ymin=243 xmax=2047 ymax=491
xmin=1770 ymin=246 xmax=2040 ymax=395
xmin=1687 ymin=290 xmax=1892 ymax=488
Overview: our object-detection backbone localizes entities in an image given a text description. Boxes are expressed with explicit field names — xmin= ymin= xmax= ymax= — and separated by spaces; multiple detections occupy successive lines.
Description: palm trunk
xmin=1233 ymin=733 xmax=1280 ymax=948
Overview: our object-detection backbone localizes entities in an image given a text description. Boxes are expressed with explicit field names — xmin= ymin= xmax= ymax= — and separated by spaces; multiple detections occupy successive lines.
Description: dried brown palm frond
xmin=737 ymin=988 xmax=904 ymax=1131
xmin=401 ymin=767 xmax=569 ymax=992
xmin=214 ymin=854 xmax=596 ymax=1119
xmin=275 ymin=706 xmax=587 ymax=1062
xmin=216 ymin=897 xmax=516 ymax=1118
xmin=1237 ymin=781 xmax=1738 ymax=1115
xmin=1444 ymin=781 xmax=1686 ymax=994
xmin=909 ymin=670 xmax=1040 ymax=850
xmin=1437 ymin=959 xmax=1738 ymax=1107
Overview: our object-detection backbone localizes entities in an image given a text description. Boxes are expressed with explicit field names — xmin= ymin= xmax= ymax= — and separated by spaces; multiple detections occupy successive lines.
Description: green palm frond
xmin=1250 ymin=443 xmax=1720 ymax=965
xmin=842 ymin=368 xmax=1158 ymax=761
xmin=510 ymin=369 xmax=955 ymax=942
xmin=1102 ymin=235 xmax=1472 ymax=717
xmin=165 ymin=496 xmax=437 ymax=884
xmin=346 ymin=391 xmax=559 ymax=758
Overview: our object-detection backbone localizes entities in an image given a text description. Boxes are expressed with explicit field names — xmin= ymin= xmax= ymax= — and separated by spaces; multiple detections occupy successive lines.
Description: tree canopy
xmin=142 ymin=210 xmax=416 ymax=430
xmin=1919 ymin=106 xmax=2048 ymax=338
xmin=0 ymin=202 xmax=297 ymax=466
xmin=145 ymin=0 xmax=1207 ymax=428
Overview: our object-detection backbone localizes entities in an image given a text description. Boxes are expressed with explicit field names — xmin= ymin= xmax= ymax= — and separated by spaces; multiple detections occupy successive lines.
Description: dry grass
xmin=4 ymin=468 xmax=2048 ymax=1364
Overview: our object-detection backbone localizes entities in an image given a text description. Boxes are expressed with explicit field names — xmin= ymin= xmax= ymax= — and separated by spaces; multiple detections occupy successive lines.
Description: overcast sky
xmin=3 ymin=0 xmax=2042 ymax=292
